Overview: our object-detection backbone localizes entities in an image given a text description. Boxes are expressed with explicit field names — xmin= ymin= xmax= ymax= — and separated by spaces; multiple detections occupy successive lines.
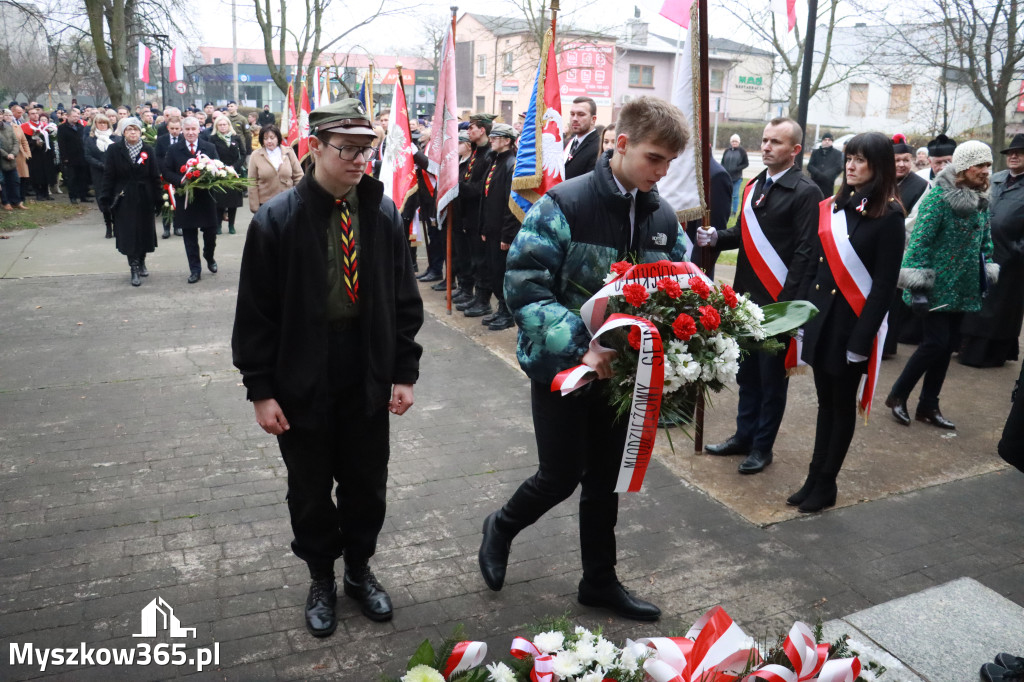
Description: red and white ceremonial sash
xmin=741 ymin=180 xmax=805 ymax=373
xmin=818 ymin=198 xmax=888 ymax=417
xmin=551 ymin=261 xmax=708 ymax=493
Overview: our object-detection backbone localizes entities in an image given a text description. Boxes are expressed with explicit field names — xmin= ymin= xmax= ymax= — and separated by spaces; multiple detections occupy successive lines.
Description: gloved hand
xmin=696 ymin=226 xmax=718 ymax=247
xmin=846 ymin=350 xmax=868 ymax=364
xmin=910 ymin=291 xmax=930 ymax=315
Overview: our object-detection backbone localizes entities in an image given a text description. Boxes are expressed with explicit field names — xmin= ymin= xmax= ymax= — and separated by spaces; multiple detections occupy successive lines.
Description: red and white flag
xmin=772 ymin=0 xmax=798 ymax=32
xmin=297 ymin=82 xmax=311 ymax=160
xmin=169 ymin=48 xmax=185 ymax=82
xmin=138 ymin=42 xmax=152 ymax=84
xmin=659 ymin=0 xmax=694 ymax=27
xmin=425 ymin=22 xmax=459 ymax=219
xmin=285 ymin=82 xmax=298 ymax=148
xmin=379 ymin=72 xmax=418 ymax=214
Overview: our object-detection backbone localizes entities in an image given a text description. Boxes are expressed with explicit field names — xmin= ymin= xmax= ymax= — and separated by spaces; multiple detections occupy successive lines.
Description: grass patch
xmin=718 ymin=249 xmax=738 ymax=266
xmin=0 ymin=200 xmax=90 ymax=233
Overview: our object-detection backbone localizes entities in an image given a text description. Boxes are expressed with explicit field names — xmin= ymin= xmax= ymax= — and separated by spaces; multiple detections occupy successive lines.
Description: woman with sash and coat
xmin=99 ymin=117 xmax=162 ymax=287
xmin=790 ymin=132 xmax=906 ymax=513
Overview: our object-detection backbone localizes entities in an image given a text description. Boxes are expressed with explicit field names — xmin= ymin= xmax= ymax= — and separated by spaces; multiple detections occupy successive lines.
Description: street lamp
xmin=147 ymin=34 xmax=170 ymax=108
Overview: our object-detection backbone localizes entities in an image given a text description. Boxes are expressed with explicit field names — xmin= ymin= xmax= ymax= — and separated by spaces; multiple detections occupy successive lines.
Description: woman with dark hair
xmin=789 ymin=132 xmax=906 ymax=512
xmin=209 ymin=115 xmax=245 ymax=234
xmin=247 ymin=124 xmax=303 ymax=212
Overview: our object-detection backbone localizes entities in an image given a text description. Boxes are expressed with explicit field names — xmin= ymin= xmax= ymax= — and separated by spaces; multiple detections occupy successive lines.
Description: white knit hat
xmin=951 ymin=140 xmax=993 ymax=173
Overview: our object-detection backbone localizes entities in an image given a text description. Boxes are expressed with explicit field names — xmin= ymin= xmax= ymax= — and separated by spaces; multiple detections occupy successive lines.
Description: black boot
xmin=915 ymin=406 xmax=956 ymax=429
xmin=478 ymin=510 xmax=514 ymax=591
xmin=431 ymin=280 xmax=448 ymax=292
xmin=304 ymin=570 xmax=337 ymax=637
xmin=798 ymin=477 xmax=837 ymax=513
xmin=452 ymin=287 xmax=475 ymax=305
xmin=488 ymin=302 xmax=514 ymax=331
xmin=455 ymin=291 xmax=481 ymax=311
xmin=228 ymin=223 xmax=236 ymax=235
xmin=137 ymin=255 xmax=149 ymax=277
xmin=129 ymin=259 xmax=141 ymax=287
xmin=884 ymin=393 xmax=910 ymax=426
xmin=343 ymin=563 xmax=393 ymax=622
xmin=104 ymin=218 xmax=113 ymax=239
xmin=216 ymin=224 xmax=223 ymax=235
xmin=464 ymin=293 xmax=493 ymax=318
xmin=786 ymin=466 xmax=819 ymax=506
xmin=481 ymin=300 xmax=506 ymax=325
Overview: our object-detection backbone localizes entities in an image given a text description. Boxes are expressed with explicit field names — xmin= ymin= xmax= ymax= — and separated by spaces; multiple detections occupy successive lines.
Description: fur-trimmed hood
xmin=934 ymin=165 xmax=990 ymax=216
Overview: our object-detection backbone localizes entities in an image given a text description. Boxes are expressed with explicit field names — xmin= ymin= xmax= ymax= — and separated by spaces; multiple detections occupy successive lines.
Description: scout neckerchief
xmin=335 ymin=199 xmax=358 ymax=303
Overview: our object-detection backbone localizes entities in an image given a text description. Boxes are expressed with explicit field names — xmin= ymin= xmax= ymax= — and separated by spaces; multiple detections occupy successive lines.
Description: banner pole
xmin=446 ymin=5 xmax=458 ymax=315
xmin=695 ymin=0 xmax=711 ymax=453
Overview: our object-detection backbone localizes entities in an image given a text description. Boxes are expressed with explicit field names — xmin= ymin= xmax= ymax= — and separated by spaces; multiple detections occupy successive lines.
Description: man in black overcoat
xmin=563 ymin=96 xmax=599 ymax=180
xmin=56 ymin=109 xmax=91 ymax=203
xmin=696 ymin=117 xmax=823 ymax=474
xmin=162 ymin=116 xmax=220 ymax=283
xmin=806 ymin=132 xmax=843 ymax=199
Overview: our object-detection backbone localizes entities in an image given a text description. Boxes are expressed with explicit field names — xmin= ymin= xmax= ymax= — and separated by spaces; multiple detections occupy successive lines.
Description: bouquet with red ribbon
xmin=175 ymin=154 xmax=250 ymax=207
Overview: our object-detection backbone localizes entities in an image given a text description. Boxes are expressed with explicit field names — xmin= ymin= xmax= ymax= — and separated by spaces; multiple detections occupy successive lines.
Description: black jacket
xmin=720 ymin=146 xmax=749 ymax=182
xmin=716 ymin=166 xmax=823 ymax=305
xmin=257 ymin=110 xmax=276 ymax=127
xmin=458 ymin=141 xmax=493 ymax=233
xmin=162 ymin=138 xmax=220 ymax=229
xmin=154 ymin=133 xmax=183 ymax=166
xmin=897 ymin=171 xmax=929 ymax=214
xmin=100 ymin=140 xmax=162 ymax=256
xmin=686 ymin=156 xmax=732 ymax=277
xmin=479 ymin=148 xmax=520 ymax=243
xmin=57 ymin=122 xmax=86 ymax=165
xmin=563 ymin=131 xmax=599 ymax=180
xmin=807 ymin=146 xmax=844 ymax=198
xmin=232 ymin=171 xmax=424 ymax=423
xmin=799 ymin=201 xmax=905 ymax=373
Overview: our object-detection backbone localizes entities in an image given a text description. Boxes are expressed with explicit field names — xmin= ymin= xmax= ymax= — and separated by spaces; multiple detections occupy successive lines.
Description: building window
xmin=710 ymin=68 xmax=725 ymax=92
xmin=888 ymin=84 xmax=912 ymax=119
xmin=628 ymin=64 xmax=654 ymax=88
xmin=503 ymin=51 xmax=514 ymax=75
xmin=475 ymin=96 xmax=486 ymax=112
xmin=477 ymin=54 xmax=487 ymax=78
xmin=846 ymin=83 xmax=868 ymax=117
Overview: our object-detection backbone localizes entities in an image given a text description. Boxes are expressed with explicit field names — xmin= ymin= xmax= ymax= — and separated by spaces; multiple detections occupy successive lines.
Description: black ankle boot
xmin=343 ymin=563 xmax=393 ymax=622
xmin=478 ymin=511 xmax=514 ymax=591
xmin=304 ymin=573 xmax=337 ymax=637
xmin=798 ymin=479 xmax=837 ymax=513
xmin=104 ymin=222 xmax=113 ymax=239
xmin=885 ymin=394 xmax=910 ymax=426
xmin=130 ymin=260 xmax=141 ymax=287
xmin=137 ymin=256 xmax=149 ymax=277
xmin=786 ymin=470 xmax=818 ymax=506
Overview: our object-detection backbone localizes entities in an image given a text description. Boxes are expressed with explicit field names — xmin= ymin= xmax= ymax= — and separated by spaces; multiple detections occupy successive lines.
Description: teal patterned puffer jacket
xmin=504 ymin=154 xmax=691 ymax=384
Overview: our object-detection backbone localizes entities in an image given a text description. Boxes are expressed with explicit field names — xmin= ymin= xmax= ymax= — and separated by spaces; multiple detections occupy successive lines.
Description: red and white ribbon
xmin=164 ymin=183 xmax=176 ymax=210
xmin=638 ymin=607 xmax=759 ymax=682
xmin=441 ymin=640 xmax=487 ymax=679
xmin=818 ymin=198 xmax=888 ymax=417
xmin=740 ymin=181 xmax=787 ymax=302
xmin=510 ymin=637 xmax=555 ymax=682
xmin=551 ymin=261 xmax=711 ymax=493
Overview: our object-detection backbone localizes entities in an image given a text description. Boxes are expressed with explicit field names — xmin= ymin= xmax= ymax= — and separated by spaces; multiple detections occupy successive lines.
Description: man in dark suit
xmin=685 ymin=152 xmax=732 ymax=280
xmin=807 ymin=132 xmax=843 ymax=199
xmin=162 ymin=116 xmax=220 ymax=283
xmin=563 ymin=96 xmax=599 ymax=180
xmin=696 ymin=117 xmax=823 ymax=474
xmin=56 ymin=109 xmax=91 ymax=204
xmin=155 ymin=119 xmax=184 ymax=238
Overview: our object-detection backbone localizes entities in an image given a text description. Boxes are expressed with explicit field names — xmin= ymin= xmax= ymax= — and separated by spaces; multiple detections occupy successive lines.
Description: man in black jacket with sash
xmin=696 ymin=117 xmax=822 ymax=474
xmin=231 ymin=99 xmax=423 ymax=637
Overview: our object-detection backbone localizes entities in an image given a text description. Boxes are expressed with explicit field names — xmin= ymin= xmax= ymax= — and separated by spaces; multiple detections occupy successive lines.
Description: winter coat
xmin=208 ymin=133 xmax=245 ymax=209
xmin=56 ymin=122 xmax=86 ymax=166
xmin=161 ymin=139 xmax=220 ymax=230
xmin=720 ymin=146 xmax=749 ymax=182
xmin=479 ymin=148 xmax=520 ymax=243
xmin=232 ymin=171 xmax=423 ymax=424
xmin=12 ymin=124 xmax=30 ymax=177
xmin=504 ymin=151 xmax=691 ymax=384
xmin=898 ymin=165 xmax=997 ymax=313
xmin=248 ymin=145 xmax=303 ymax=212
xmin=100 ymin=140 xmax=161 ymax=256
xmin=0 ymin=124 xmax=17 ymax=172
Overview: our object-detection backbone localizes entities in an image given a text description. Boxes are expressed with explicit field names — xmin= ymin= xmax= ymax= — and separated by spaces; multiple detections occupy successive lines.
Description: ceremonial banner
xmin=509 ymin=28 xmax=564 ymax=222
xmin=772 ymin=0 xmax=798 ymax=32
xmin=138 ymin=42 xmax=152 ymax=84
xmin=284 ymin=82 xmax=298 ymax=148
xmin=297 ymin=82 xmax=311 ymax=161
xmin=654 ymin=1 xmax=705 ymax=223
xmin=659 ymin=0 xmax=695 ymax=27
xmin=379 ymin=72 xmax=417 ymax=213
xmin=425 ymin=22 xmax=460 ymax=219
xmin=169 ymin=48 xmax=185 ymax=82
xmin=317 ymin=67 xmax=331 ymax=109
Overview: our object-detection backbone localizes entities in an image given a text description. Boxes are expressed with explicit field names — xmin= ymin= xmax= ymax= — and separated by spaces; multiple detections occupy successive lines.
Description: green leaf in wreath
xmin=407 ymin=639 xmax=435 ymax=670
xmin=759 ymin=300 xmax=818 ymax=337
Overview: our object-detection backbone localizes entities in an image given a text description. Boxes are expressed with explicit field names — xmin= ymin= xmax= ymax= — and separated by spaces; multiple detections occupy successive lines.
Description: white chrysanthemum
xmin=485 ymin=661 xmax=517 ymax=682
xmin=700 ymin=363 xmax=716 ymax=381
xmin=716 ymin=360 xmax=740 ymax=383
xmin=573 ymin=638 xmax=598 ymax=665
xmin=580 ymin=671 xmax=606 ymax=682
xmin=574 ymin=625 xmax=592 ymax=638
xmin=593 ymin=638 xmax=618 ymax=668
xmin=218 ymin=170 xmax=227 ymax=177
xmin=860 ymin=671 xmax=876 ymax=681
xmin=617 ymin=640 xmax=647 ymax=673
xmin=401 ymin=664 xmax=445 ymax=682
xmin=533 ymin=631 xmax=564 ymax=654
xmin=678 ymin=354 xmax=702 ymax=383
xmin=551 ymin=651 xmax=583 ymax=678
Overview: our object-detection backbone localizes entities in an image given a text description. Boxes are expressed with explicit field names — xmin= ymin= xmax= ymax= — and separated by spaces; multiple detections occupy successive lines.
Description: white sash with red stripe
xmin=818 ymin=198 xmax=888 ymax=417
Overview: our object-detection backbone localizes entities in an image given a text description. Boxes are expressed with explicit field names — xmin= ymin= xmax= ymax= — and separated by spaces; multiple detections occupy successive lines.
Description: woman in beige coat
xmin=247 ymin=125 xmax=303 ymax=212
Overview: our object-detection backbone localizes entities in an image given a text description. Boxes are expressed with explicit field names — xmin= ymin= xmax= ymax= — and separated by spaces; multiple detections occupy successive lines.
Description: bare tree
xmin=894 ymin=0 xmax=1024 ymax=170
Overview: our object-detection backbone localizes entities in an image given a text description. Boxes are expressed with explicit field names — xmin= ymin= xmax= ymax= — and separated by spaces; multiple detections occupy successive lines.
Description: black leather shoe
xmin=417 ymin=270 xmax=442 ymax=282
xmin=798 ymin=480 xmax=837 ymax=513
xmin=980 ymin=662 xmax=1024 ymax=682
xmin=174 ymin=227 xmax=182 ymax=236
xmin=488 ymin=314 xmax=514 ymax=331
xmin=995 ymin=655 xmax=1024 ymax=671
xmin=452 ymin=288 xmax=474 ymax=303
xmin=915 ymin=408 xmax=955 ymax=430
xmin=464 ymin=300 xmax=493 ymax=318
xmin=577 ymin=579 xmax=661 ymax=622
xmin=705 ymin=436 xmax=749 ymax=456
xmin=343 ymin=564 xmax=393 ymax=621
xmin=187 ymin=272 xmax=201 ymax=284
xmin=455 ymin=295 xmax=479 ymax=311
xmin=478 ymin=511 xmax=512 ymax=591
xmin=738 ymin=449 xmax=772 ymax=474
xmin=304 ymin=577 xmax=337 ymax=637
xmin=884 ymin=394 xmax=910 ymax=426
xmin=431 ymin=280 xmax=448 ymax=292
xmin=206 ymin=259 xmax=218 ymax=274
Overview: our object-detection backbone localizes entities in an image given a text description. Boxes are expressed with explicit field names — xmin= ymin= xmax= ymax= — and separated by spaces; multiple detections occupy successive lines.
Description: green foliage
xmin=760 ymin=300 xmax=818 ymax=337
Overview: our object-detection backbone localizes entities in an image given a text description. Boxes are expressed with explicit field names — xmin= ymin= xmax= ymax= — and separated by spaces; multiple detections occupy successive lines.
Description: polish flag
xmin=138 ymin=42 xmax=152 ymax=83
xmin=772 ymin=0 xmax=798 ymax=32
xmin=169 ymin=48 xmax=185 ymax=82
xmin=297 ymin=82 xmax=311 ymax=160
xmin=659 ymin=0 xmax=694 ymax=27
xmin=285 ymin=82 xmax=298 ymax=148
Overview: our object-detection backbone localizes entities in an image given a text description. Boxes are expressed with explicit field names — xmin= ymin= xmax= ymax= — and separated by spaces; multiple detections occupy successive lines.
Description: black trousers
xmin=181 ymin=226 xmax=217 ymax=276
xmin=469 ymin=226 xmax=490 ymax=297
xmin=890 ymin=312 xmax=962 ymax=411
xmin=27 ymin=154 xmax=50 ymax=198
xmin=497 ymin=381 xmax=625 ymax=586
xmin=424 ymin=217 xmax=444 ymax=275
xmin=487 ymin=237 xmax=509 ymax=306
xmin=810 ymin=363 xmax=865 ymax=480
xmin=63 ymin=163 xmax=90 ymax=200
xmin=734 ymin=348 xmax=790 ymax=452
xmin=452 ymin=224 xmax=472 ymax=290
xmin=276 ymin=324 xmax=391 ymax=572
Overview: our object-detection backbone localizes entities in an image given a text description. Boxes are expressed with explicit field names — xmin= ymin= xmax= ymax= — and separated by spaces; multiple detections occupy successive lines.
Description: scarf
xmin=266 ymin=145 xmax=283 ymax=171
xmin=94 ymin=129 xmax=114 ymax=152
xmin=126 ymin=140 xmax=143 ymax=162
xmin=29 ymin=120 xmax=50 ymax=150
xmin=216 ymin=131 xmax=233 ymax=146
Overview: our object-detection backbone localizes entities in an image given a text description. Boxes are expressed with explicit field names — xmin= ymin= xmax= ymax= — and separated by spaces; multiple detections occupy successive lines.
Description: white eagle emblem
xmin=540 ymin=107 xmax=565 ymax=182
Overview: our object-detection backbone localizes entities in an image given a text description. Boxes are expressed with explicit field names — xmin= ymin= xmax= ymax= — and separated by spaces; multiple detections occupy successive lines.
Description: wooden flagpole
xmin=445 ymin=6 xmax=457 ymax=315
xmin=694 ymin=0 xmax=711 ymax=453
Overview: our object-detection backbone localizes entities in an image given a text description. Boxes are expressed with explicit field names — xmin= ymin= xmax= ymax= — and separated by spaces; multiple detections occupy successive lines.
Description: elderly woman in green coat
xmin=885 ymin=141 xmax=999 ymax=430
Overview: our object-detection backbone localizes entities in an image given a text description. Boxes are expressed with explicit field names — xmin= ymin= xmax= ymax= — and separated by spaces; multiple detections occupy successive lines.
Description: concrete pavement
xmin=1 ymin=207 xmax=1022 ymax=680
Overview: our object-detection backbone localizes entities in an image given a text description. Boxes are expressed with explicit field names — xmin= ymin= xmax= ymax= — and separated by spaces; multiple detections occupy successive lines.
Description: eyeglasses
xmin=321 ymin=140 xmax=378 ymax=162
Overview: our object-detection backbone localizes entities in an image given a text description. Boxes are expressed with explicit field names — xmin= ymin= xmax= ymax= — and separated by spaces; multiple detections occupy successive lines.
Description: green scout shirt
xmin=325 ymin=186 xmax=360 ymax=321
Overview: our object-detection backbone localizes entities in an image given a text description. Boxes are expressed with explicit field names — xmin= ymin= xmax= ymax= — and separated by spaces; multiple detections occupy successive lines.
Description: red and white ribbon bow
xmin=441 ymin=640 xmax=487 ymax=679
xmin=640 ymin=606 xmax=759 ymax=682
xmin=510 ymin=637 xmax=555 ymax=682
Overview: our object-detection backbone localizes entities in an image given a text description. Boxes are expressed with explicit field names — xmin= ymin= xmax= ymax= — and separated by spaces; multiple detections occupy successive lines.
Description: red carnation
xmin=721 ymin=284 xmax=738 ymax=308
xmin=179 ymin=164 xmax=187 ymax=173
xmin=672 ymin=313 xmax=697 ymax=341
xmin=657 ymin=277 xmax=683 ymax=299
xmin=610 ymin=260 xmax=631 ymax=277
xmin=622 ymin=282 xmax=649 ymax=307
xmin=699 ymin=305 xmax=721 ymax=331
xmin=689 ymin=276 xmax=711 ymax=300
xmin=628 ymin=326 xmax=642 ymax=350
